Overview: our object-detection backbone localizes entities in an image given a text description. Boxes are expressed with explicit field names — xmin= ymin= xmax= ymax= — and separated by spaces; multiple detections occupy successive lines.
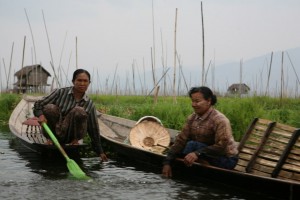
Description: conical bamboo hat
xmin=129 ymin=116 xmax=170 ymax=153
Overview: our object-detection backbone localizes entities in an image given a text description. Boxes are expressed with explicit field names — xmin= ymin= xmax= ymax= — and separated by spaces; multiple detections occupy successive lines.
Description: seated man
xmin=162 ymin=86 xmax=238 ymax=178
xmin=33 ymin=68 xmax=107 ymax=162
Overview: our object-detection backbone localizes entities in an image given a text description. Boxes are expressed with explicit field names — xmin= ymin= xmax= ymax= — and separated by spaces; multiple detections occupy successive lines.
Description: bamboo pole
xmin=173 ymin=8 xmax=178 ymax=104
xmin=177 ymin=53 xmax=181 ymax=95
xmin=24 ymin=9 xmax=37 ymax=64
xmin=19 ymin=36 xmax=26 ymax=94
xmin=42 ymin=10 xmax=60 ymax=88
xmin=110 ymin=64 xmax=118 ymax=95
xmin=160 ymin=29 xmax=166 ymax=97
xmin=125 ymin=72 xmax=130 ymax=95
xmin=135 ymin=59 xmax=144 ymax=95
xmin=265 ymin=52 xmax=273 ymax=96
xmin=131 ymin=60 xmax=136 ymax=95
xmin=145 ymin=68 xmax=170 ymax=99
xmin=201 ymin=1 xmax=205 ymax=85
xmin=176 ymin=52 xmax=189 ymax=94
xmin=65 ymin=51 xmax=72 ymax=86
xmin=286 ymin=51 xmax=300 ymax=86
xmin=204 ymin=60 xmax=212 ymax=86
xmin=50 ymin=61 xmax=60 ymax=89
xmin=151 ymin=47 xmax=156 ymax=87
xmin=280 ymin=51 xmax=284 ymax=103
xmin=154 ymin=85 xmax=160 ymax=104
xmin=151 ymin=0 xmax=156 ymax=86
xmin=2 ymin=59 xmax=8 ymax=90
xmin=76 ymin=36 xmax=78 ymax=69
xmin=143 ymin=57 xmax=146 ymax=95
xmin=7 ymin=42 xmax=14 ymax=92
xmin=0 ymin=61 xmax=2 ymax=93
xmin=212 ymin=50 xmax=215 ymax=91
xmin=58 ymin=31 xmax=68 ymax=86
xmin=90 ymin=67 xmax=94 ymax=93
xmin=239 ymin=59 xmax=243 ymax=98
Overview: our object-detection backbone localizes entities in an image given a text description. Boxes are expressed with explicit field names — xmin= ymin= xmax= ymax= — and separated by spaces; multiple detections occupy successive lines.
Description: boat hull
xmin=98 ymin=113 xmax=300 ymax=199
xmin=9 ymin=95 xmax=87 ymax=155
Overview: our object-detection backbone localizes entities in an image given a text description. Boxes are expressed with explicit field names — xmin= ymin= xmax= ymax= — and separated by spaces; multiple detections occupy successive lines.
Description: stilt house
xmin=227 ymin=83 xmax=250 ymax=95
xmin=14 ymin=64 xmax=51 ymax=93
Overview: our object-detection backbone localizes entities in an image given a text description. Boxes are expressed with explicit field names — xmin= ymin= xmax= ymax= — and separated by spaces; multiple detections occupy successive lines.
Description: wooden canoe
xmin=9 ymin=95 xmax=87 ymax=153
xmin=98 ymin=113 xmax=300 ymax=199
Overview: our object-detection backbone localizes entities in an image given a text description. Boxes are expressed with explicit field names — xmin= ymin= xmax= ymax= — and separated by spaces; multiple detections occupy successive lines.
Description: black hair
xmin=188 ymin=86 xmax=217 ymax=105
xmin=72 ymin=69 xmax=91 ymax=82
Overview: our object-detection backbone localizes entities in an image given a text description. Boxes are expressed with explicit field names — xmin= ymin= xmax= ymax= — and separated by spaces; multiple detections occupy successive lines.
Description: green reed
xmin=1 ymin=93 xmax=299 ymax=142
xmin=91 ymin=94 xmax=300 ymax=141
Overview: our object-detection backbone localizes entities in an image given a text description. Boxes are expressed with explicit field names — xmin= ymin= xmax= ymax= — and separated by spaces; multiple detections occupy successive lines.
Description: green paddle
xmin=42 ymin=122 xmax=90 ymax=180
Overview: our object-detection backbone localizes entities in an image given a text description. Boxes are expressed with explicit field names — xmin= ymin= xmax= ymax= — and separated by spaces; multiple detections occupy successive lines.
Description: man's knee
xmin=71 ymin=106 xmax=87 ymax=119
xmin=43 ymin=104 xmax=59 ymax=116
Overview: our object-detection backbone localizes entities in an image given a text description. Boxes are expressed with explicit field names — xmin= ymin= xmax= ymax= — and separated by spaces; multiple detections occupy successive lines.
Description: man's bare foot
xmin=45 ymin=139 xmax=53 ymax=145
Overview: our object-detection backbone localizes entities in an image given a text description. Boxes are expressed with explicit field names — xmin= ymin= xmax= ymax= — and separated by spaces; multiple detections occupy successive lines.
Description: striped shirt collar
xmin=68 ymin=86 xmax=89 ymax=101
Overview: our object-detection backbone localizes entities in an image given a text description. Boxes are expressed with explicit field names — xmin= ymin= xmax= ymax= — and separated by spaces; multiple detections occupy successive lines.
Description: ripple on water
xmin=0 ymin=136 xmax=280 ymax=200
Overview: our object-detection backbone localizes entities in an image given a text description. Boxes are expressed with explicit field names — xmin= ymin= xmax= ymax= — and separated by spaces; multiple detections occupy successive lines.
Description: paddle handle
xmin=42 ymin=122 xmax=70 ymax=161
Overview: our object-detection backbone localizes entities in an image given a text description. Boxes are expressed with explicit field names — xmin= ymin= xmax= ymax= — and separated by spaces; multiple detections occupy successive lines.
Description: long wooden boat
xmin=9 ymin=95 xmax=87 ymax=154
xmin=98 ymin=113 xmax=300 ymax=199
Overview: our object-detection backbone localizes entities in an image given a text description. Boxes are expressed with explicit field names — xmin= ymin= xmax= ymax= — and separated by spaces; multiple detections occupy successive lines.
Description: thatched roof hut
xmin=14 ymin=64 xmax=51 ymax=93
xmin=227 ymin=83 xmax=250 ymax=94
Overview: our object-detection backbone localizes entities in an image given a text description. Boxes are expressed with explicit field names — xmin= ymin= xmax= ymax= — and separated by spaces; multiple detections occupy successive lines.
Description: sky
xmin=1 ymin=0 xmax=300 ymax=94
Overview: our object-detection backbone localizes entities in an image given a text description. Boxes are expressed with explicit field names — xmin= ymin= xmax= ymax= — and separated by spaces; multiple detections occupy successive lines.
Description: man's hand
xmin=38 ymin=114 xmax=47 ymax=124
xmin=183 ymin=152 xmax=198 ymax=166
xmin=99 ymin=153 xmax=108 ymax=162
xmin=162 ymin=164 xmax=172 ymax=178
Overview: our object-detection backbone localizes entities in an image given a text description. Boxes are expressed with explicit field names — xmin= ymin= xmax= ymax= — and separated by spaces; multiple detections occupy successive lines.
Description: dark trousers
xmin=42 ymin=104 xmax=88 ymax=143
xmin=182 ymin=141 xmax=238 ymax=169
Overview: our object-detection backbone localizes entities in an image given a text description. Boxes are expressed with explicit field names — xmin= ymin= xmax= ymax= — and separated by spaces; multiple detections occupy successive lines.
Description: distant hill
xmin=107 ymin=47 xmax=300 ymax=97
xmin=190 ymin=47 xmax=300 ymax=96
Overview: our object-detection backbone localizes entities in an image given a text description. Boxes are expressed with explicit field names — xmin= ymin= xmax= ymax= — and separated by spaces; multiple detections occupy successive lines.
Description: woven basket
xmin=129 ymin=116 xmax=170 ymax=153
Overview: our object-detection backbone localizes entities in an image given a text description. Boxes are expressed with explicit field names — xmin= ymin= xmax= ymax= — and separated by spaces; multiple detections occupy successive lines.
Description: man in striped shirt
xmin=33 ymin=69 xmax=108 ymax=162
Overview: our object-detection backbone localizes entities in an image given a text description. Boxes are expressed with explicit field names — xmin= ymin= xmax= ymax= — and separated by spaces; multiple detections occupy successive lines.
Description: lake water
xmin=0 ymin=130 xmax=280 ymax=200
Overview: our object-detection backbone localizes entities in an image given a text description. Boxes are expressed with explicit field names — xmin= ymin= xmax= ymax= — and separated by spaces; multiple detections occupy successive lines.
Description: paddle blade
xmin=67 ymin=158 xmax=90 ymax=180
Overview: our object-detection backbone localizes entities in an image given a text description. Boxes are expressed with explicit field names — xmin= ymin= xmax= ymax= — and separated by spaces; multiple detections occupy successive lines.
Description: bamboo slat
xmin=234 ymin=118 xmax=300 ymax=182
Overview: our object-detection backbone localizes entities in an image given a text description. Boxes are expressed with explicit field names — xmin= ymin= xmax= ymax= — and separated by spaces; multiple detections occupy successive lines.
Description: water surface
xmin=0 ymin=131 xmax=279 ymax=200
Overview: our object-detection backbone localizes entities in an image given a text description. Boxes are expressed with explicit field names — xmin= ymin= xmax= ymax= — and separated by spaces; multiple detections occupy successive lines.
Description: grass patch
xmin=1 ymin=93 xmax=299 ymax=142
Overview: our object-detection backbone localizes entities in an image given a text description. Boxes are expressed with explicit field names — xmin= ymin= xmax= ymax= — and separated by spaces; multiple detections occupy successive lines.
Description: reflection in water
xmin=0 ymin=132 xmax=280 ymax=200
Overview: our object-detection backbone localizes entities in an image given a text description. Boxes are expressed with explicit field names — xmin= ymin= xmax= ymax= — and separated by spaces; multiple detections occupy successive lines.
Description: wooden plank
xmin=261 ymin=148 xmax=285 ymax=156
xmin=257 ymin=118 xmax=273 ymax=125
xmin=243 ymin=143 xmax=259 ymax=150
xmin=240 ymin=147 xmax=256 ymax=155
xmin=251 ymin=169 xmax=271 ymax=177
xmin=278 ymin=170 xmax=300 ymax=181
xmin=247 ymin=136 xmax=262 ymax=144
xmin=237 ymin=118 xmax=259 ymax=151
xmin=236 ymin=159 xmax=249 ymax=167
xmin=246 ymin=122 xmax=276 ymax=173
xmin=263 ymin=140 xmax=286 ymax=151
xmin=271 ymin=129 xmax=293 ymax=138
xmin=252 ymin=163 xmax=274 ymax=174
xmin=253 ymin=126 xmax=268 ymax=134
xmin=234 ymin=165 xmax=246 ymax=172
xmin=272 ymin=129 xmax=300 ymax=178
xmin=255 ymin=157 xmax=277 ymax=168
xmin=257 ymin=152 xmax=280 ymax=161
xmin=291 ymin=145 xmax=300 ymax=154
xmin=268 ymin=134 xmax=290 ymax=144
xmin=275 ymin=122 xmax=298 ymax=133
xmin=287 ymin=153 xmax=300 ymax=161
xmin=285 ymin=158 xmax=300 ymax=167
xmin=238 ymin=153 xmax=252 ymax=161
xmin=235 ymin=117 xmax=300 ymax=183
xmin=282 ymin=164 xmax=300 ymax=173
